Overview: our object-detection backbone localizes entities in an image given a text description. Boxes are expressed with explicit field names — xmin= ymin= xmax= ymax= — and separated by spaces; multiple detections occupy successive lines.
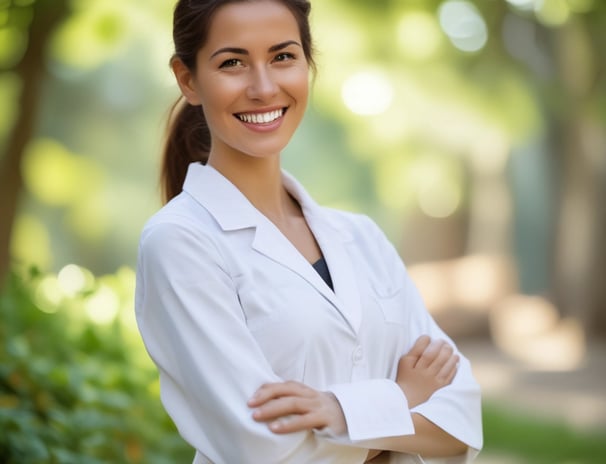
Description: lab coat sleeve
xmin=321 ymin=216 xmax=482 ymax=462
xmin=371 ymin=217 xmax=483 ymax=461
xmin=134 ymin=219 xmax=368 ymax=464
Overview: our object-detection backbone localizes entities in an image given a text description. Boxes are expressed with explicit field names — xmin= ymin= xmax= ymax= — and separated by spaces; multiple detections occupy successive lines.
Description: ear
xmin=171 ymin=57 xmax=202 ymax=106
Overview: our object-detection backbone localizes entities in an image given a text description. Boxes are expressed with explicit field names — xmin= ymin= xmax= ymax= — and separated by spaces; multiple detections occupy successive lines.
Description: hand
xmin=396 ymin=335 xmax=459 ymax=409
xmin=247 ymin=381 xmax=346 ymax=435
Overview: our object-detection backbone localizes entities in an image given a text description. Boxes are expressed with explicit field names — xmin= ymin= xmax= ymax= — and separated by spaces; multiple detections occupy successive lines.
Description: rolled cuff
xmin=327 ymin=379 xmax=415 ymax=442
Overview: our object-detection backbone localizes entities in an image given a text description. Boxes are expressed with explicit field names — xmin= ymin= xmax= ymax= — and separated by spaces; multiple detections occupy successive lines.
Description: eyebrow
xmin=210 ymin=40 xmax=302 ymax=60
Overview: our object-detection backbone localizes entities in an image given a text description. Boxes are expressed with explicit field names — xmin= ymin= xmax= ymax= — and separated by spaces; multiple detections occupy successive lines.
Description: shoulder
xmin=319 ymin=206 xmax=405 ymax=272
xmin=319 ymin=206 xmax=388 ymax=243
xmin=139 ymin=192 xmax=220 ymax=257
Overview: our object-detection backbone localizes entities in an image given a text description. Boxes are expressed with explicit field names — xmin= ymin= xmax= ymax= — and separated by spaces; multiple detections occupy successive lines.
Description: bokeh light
xmin=397 ymin=11 xmax=442 ymax=60
xmin=57 ymin=264 xmax=94 ymax=297
xmin=438 ymin=0 xmax=488 ymax=52
xmin=535 ymin=0 xmax=571 ymax=26
xmin=22 ymin=138 xmax=83 ymax=206
xmin=341 ymin=70 xmax=394 ymax=115
xmin=84 ymin=284 xmax=120 ymax=325
xmin=11 ymin=214 xmax=52 ymax=270
xmin=34 ymin=275 xmax=63 ymax=314
xmin=505 ymin=0 xmax=536 ymax=9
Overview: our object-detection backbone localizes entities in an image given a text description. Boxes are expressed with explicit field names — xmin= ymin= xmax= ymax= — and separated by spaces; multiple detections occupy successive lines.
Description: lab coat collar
xmin=182 ymin=162 xmax=362 ymax=333
xmin=182 ymin=162 xmax=353 ymax=240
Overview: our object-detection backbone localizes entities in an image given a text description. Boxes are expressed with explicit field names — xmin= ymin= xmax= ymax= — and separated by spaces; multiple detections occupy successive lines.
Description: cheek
xmin=285 ymin=68 xmax=310 ymax=102
xmin=197 ymin=74 xmax=242 ymax=112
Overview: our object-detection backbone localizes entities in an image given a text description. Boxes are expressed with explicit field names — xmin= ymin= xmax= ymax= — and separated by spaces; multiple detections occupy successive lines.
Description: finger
xmin=415 ymin=339 xmax=446 ymax=368
xmin=268 ymin=411 xmax=325 ymax=434
xmin=397 ymin=351 xmax=417 ymax=373
xmin=407 ymin=335 xmax=431 ymax=359
xmin=252 ymin=396 xmax=315 ymax=422
xmin=437 ymin=354 xmax=459 ymax=385
xmin=427 ymin=342 xmax=455 ymax=373
xmin=248 ymin=381 xmax=311 ymax=407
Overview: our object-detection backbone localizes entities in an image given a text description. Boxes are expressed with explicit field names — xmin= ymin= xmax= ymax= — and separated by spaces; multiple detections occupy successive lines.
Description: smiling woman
xmin=171 ymin=2 xmax=310 ymax=168
xmin=134 ymin=1 xmax=483 ymax=463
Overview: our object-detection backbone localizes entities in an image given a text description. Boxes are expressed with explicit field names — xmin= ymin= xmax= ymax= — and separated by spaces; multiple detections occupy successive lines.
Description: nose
xmin=246 ymin=66 xmax=279 ymax=101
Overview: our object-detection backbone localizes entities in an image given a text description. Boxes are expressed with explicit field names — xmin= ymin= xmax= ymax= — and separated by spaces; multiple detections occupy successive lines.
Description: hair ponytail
xmin=161 ymin=97 xmax=211 ymax=204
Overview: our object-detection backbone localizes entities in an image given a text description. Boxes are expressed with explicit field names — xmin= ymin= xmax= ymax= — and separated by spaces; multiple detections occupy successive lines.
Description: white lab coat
xmin=135 ymin=163 xmax=482 ymax=464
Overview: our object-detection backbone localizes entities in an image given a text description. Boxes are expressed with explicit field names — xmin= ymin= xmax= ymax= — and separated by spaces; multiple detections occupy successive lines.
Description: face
xmin=173 ymin=0 xmax=310 ymax=164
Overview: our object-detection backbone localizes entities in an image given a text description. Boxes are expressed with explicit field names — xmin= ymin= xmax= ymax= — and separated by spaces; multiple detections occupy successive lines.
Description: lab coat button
xmin=352 ymin=346 xmax=363 ymax=363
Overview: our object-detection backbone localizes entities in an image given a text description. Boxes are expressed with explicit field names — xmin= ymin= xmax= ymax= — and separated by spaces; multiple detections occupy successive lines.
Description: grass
xmin=482 ymin=402 xmax=606 ymax=463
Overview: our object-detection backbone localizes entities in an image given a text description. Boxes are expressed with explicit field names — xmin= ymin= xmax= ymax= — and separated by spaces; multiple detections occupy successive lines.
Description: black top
xmin=312 ymin=256 xmax=334 ymax=290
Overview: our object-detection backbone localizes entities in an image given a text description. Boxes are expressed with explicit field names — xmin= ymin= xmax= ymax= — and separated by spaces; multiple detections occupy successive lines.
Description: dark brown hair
xmin=161 ymin=0 xmax=316 ymax=203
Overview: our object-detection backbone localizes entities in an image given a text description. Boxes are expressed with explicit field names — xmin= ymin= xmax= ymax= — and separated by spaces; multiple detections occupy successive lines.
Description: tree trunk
xmin=550 ymin=18 xmax=606 ymax=335
xmin=0 ymin=0 xmax=69 ymax=287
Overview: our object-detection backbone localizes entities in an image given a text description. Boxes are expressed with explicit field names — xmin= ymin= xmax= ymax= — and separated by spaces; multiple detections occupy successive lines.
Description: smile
xmin=236 ymin=108 xmax=286 ymax=124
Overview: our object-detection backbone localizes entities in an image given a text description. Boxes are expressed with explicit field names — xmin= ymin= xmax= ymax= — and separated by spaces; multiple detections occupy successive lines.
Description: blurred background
xmin=1 ymin=0 xmax=605 ymax=462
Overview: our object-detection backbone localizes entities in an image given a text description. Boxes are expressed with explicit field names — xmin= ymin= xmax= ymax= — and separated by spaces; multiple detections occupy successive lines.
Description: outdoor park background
xmin=1 ymin=0 xmax=605 ymax=462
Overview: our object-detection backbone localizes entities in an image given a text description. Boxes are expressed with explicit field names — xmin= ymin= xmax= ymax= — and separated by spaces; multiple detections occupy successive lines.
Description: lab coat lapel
xmin=183 ymin=163 xmax=362 ymax=334
xmin=307 ymin=218 xmax=362 ymax=334
xmin=283 ymin=173 xmax=363 ymax=334
xmin=252 ymin=216 xmax=362 ymax=334
xmin=250 ymin=220 xmax=340 ymax=311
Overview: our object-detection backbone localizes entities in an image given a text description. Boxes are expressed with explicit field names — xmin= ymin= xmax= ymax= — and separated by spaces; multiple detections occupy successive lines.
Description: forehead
xmin=205 ymin=0 xmax=301 ymax=50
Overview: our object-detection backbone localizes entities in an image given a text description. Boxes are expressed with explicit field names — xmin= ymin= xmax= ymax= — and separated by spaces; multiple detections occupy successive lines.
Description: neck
xmin=208 ymin=155 xmax=299 ymax=221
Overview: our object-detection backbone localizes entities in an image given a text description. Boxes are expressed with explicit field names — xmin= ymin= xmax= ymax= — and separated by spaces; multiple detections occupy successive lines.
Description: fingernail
xmin=269 ymin=421 xmax=282 ymax=431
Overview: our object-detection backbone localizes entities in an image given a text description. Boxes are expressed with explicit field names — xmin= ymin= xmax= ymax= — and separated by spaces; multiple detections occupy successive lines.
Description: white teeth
xmin=238 ymin=109 xmax=283 ymax=124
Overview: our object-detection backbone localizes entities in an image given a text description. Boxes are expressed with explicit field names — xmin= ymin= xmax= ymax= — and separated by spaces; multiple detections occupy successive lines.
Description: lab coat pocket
xmin=236 ymin=278 xmax=309 ymax=380
xmin=237 ymin=282 xmax=296 ymax=330
xmin=372 ymin=281 xmax=407 ymax=326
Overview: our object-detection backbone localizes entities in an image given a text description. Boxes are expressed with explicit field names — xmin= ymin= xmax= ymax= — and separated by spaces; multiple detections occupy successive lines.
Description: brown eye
xmin=220 ymin=58 xmax=243 ymax=68
xmin=274 ymin=52 xmax=295 ymax=62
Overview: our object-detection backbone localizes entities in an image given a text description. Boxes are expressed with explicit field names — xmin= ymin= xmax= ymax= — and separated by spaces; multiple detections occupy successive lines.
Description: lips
xmin=235 ymin=108 xmax=286 ymax=124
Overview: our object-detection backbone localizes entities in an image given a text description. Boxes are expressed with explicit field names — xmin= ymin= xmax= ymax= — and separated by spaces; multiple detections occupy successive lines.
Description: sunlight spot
xmin=35 ymin=276 xmax=63 ymax=314
xmin=452 ymin=255 xmax=516 ymax=311
xmin=57 ymin=264 xmax=94 ymax=297
xmin=84 ymin=284 xmax=120 ymax=325
xmin=342 ymin=71 xmax=394 ymax=115
xmin=410 ymin=156 xmax=463 ymax=218
xmin=0 ymin=26 xmax=26 ymax=68
xmin=505 ymin=0 xmax=537 ymax=9
xmin=491 ymin=295 xmax=586 ymax=370
xmin=11 ymin=214 xmax=52 ymax=270
xmin=408 ymin=263 xmax=452 ymax=313
xmin=409 ymin=254 xmax=517 ymax=314
xmin=50 ymin=2 xmax=130 ymax=70
xmin=23 ymin=139 xmax=80 ymax=206
xmin=417 ymin=180 xmax=461 ymax=218
xmin=438 ymin=0 xmax=488 ymax=53
xmin=535 ymin=0 xmax=570 ymax=26
xmin=397 ymin=12 xmax=442 ymax=60
xmin=472 ymin=363 xmax=517 ymax=393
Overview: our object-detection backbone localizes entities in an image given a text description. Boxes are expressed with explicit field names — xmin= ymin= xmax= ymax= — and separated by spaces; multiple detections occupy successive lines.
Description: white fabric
xmin=135 ymin=163 xmax=483 ymax=464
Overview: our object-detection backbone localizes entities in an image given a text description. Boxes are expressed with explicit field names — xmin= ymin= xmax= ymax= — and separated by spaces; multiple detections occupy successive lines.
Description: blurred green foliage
xmin=0 ymin=268 xmax=192 ymax=463
xmin=483 ymin=403 xmax=606 ymax=463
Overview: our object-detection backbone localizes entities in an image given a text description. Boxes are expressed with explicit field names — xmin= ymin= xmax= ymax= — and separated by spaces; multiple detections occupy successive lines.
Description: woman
xmin=135 ymin=1 xmax=483 ymax=463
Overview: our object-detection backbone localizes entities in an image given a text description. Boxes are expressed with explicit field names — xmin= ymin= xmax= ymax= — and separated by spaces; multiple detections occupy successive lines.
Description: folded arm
xmin=250 ymin=335 xmax=468 ymax=460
